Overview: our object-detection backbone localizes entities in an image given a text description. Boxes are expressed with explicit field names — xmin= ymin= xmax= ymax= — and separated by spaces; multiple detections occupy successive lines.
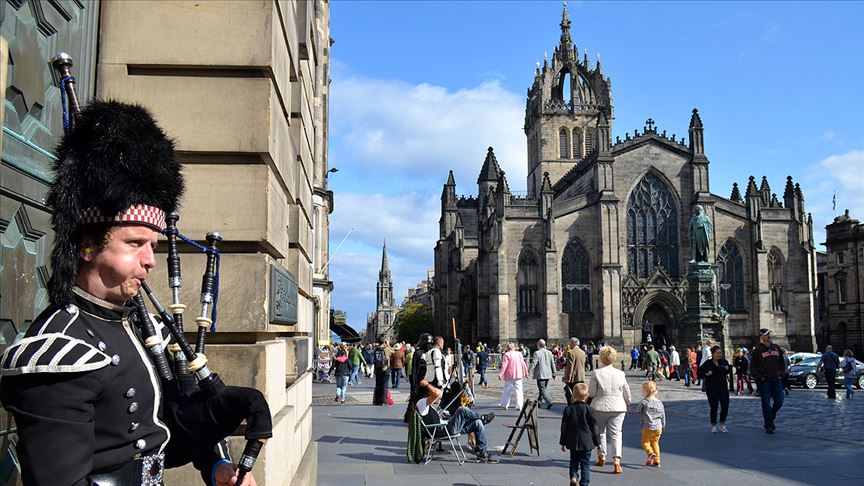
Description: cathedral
xmin=433 ymin=6 xmax=818 ymax=351
xmin=367 ymin=242 xmax=397 ymax=341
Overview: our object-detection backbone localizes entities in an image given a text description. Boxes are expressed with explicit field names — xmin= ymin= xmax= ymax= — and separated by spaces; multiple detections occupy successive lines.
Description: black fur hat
xmin=46 ymin=100 xmax=184 ymax=306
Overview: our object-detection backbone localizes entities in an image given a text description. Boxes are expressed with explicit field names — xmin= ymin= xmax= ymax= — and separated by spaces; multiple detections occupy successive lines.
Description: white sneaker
xmin=718 ymin=425 xmax=728 ymax=433
xmin=711 ymin=426 xmax=717 ymax=433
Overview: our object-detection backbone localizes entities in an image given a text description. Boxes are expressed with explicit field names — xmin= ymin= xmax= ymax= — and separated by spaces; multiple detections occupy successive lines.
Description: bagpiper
xmin=0 ymin=100 xmax=258 ymax=486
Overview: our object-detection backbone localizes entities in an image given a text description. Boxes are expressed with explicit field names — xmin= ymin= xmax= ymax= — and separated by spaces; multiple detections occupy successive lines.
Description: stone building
xmin=818 ymin=211 xmax=864 ymax=353
xmin=0 ymin=1 xmax=331 ymax=484
xmin=433 ymin=5 xmax=818 ymax=352
xmin=367 ymin=241 xmax=396 ymax=341
xmin=404 ymin=269 xmax=435 ymax=310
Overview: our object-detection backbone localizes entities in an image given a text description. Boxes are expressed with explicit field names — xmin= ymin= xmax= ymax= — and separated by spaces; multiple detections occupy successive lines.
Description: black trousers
xmin=706 ymin=388 xmax=729 ymax=425
xmin=825 ymin=370 xmax=837 ymax=399
xmin=373 ymin=370 xmax=389 ymax=405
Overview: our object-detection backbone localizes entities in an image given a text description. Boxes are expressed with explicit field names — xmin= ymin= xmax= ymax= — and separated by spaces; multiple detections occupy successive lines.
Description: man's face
xmin=80 ymin=225 xmax=159 ymax=304
xmin=759 ymin=334 xmax=771 ymax=346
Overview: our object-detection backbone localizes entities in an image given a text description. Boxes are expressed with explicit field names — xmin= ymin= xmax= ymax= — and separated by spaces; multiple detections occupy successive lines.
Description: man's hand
xmin=560 ymin=445 xmax=566 ymax=452
xmin=214 ymin=462 xmax=257 ymax=486
xmin=705 ymin=370 xmax=713 ymax=376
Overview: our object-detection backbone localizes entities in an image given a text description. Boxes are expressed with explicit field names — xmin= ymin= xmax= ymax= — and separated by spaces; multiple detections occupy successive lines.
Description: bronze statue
xmin=689 ymin=205 xmax=712 ymax=263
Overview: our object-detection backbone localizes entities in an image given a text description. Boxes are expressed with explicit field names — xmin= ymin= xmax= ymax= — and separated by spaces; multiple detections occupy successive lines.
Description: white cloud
xmin=804 ymin=149 xmax=864 ymax=248
xmin=330 ymin=75 xmax=528 ymax=191
xmin=329 ymin=191 xmax=440 ymax=331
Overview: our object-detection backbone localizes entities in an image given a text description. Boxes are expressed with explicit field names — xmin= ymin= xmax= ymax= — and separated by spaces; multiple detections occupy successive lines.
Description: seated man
xmin=415 ymin=381 xmax=499 ymax=463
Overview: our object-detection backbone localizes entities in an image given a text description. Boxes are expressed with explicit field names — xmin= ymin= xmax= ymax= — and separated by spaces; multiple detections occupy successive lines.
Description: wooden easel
xmin=503 ymin=399 xmax=540 ymax=456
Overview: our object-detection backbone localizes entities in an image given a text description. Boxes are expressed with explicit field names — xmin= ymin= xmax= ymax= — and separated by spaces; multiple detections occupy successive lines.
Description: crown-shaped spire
xmin=478 ymin=146 xmax=501 ymax=183
xmin=759 ymin=176 xmax=770 ymax=193
xmin=446 ymin=169 xmax=456 ymax=186
xmin=730 ymin=182 xmax=742 ymax=202
xmin=559 ymin=1 xmax=572 ymax=51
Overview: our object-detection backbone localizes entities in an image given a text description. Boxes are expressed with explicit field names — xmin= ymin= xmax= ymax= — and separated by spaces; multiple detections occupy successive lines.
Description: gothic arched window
xmin=767 ymin=248 xmax=785 ymax=311
xmin=717 ymin=240 xmax=745 ymax=312
xmin=627 ymin=173 xmax=679 ymax=278
xmin=572 ymin=127 xmax=583 ymax=160
xmin=518 ymin=248 xmax=540 ymax=315
xmin=562 ymin=240 xmax=590 ymax=312
xmin=559 ymin=128 xmax=569 ymax=159
xmin=585 ymin=127 xmax=595 ymax=155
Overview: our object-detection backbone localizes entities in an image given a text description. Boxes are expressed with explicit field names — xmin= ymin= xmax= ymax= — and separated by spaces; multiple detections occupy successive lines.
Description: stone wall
xmin=96 ymin=1 xmax=329 ymax=484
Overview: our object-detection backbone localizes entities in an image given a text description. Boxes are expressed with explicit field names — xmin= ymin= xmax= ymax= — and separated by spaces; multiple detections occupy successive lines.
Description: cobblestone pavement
xmin=308 ymin=369 xmax=864 ymax=486
xmin=473 ymin=367 xmax=864 ymax=444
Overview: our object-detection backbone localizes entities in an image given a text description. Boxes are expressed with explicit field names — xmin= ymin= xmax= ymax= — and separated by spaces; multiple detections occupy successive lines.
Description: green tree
xmin=394 ymin=302 xmax=433 ymax=344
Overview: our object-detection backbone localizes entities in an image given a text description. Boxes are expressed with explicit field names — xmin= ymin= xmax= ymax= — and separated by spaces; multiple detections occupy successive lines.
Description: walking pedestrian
xmin=645 ymin=345 xmax=660 ymax=381
xmin=499 ymin=343 xmax=529 ymax=411
xmin=559 ymin=383 xmax=601 ymax=486
xmin=841 ymin=349 xmax=856 ymax=400
xmin=372 ymin=336 xmax=393 ymax=406
xmin=629 ymin=347 xmax=639 ymax=370
xmin=331 ymin=346 xmax=351 ymax=403
xmin=634 ymin=381 xmax=665 ymax=467
xmin=564 ymin=338 xmax=587 ymax=404
xmin=362 ymin=344 xmax=374 ymax=378
xmin=531 ymin=339 xmax=557 ymax=409
xmin=817 ymin=345 xmax=841 ymax=400
xmin=390 ymin=345 xmax=405 ymax=389
xmin=669 ymin=346 xmax=681 ymax=381
xmin=349 ymin=344 xmax=365 ymax=385
xmin=589 ymin=346 xmax=631 ymax=474
xmin=733 ymin=348 xmax=753 ymax=395
xmin=750 ymin=328 xmax=785 ymax=434
xmin=699 ymin=345 xmax=731 ymax=433
xmin=477 ymin=344 xmax=489 ymax=388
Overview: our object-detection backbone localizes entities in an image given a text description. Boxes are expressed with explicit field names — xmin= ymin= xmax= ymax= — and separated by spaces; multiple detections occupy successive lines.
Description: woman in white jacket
xmin=588 ymin=346 xmax=631 ymax=474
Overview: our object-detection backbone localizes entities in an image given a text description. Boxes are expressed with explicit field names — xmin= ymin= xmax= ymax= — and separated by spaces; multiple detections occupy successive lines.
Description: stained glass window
xmin=627 ymin=173 xmax=679 ymax=278
xmin=518 ymin=249 xmax=540 ymax=314
xmin=717 ymin=240 xmax=745 ymax=312
xmin=562 ymin=240 xmax=590 ymax=312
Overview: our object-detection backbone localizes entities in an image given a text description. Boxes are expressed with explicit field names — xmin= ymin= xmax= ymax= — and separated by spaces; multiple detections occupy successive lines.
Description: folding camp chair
xmin=418 ymin=404 xmax=466 ymax=465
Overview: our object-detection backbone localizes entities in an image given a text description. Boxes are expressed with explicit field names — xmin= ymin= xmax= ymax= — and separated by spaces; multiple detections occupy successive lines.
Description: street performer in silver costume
xmin=0 ymin=87 xmax=268 ymax=483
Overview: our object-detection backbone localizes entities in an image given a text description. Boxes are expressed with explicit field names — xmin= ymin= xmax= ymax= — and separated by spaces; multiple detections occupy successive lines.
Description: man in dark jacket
xmin=750 ymin=328 xmax=785 ymax=433
xmin=560 ymin=383 xmax=600 ymax=486
xmin=817 ymin=345 xmax=841 ymax=400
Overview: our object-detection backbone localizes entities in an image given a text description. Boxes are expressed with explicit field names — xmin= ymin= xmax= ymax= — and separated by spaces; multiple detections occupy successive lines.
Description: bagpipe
xmin=52 ymin=53 xmax=272 ymax=483
xmin=440 ymin=319 xmax=474 ymax=414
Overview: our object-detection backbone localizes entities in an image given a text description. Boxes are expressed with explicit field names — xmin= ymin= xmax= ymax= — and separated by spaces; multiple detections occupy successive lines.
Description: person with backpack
xmin=373 ymin=336 xmax=393 ymax=406
xmin=841 ymin=349 xmax=856 ymax=400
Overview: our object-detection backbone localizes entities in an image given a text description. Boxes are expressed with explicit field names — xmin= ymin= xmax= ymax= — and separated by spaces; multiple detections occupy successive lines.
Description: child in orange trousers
xmin=635 ymin=381 xmax=665 ymax=467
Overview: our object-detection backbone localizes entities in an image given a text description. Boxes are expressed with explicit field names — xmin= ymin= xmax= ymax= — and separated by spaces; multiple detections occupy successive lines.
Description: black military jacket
xmin=0 ymin=287 xmax=171 ymax=485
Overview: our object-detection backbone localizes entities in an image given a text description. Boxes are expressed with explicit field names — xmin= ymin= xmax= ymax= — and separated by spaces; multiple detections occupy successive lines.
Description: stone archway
xmin=633 ymin=290 xmax=684 ymax=347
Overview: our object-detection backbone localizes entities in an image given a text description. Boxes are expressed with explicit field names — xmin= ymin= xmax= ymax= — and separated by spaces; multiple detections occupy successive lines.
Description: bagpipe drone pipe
xmin=52 ymin=53 xmax=273 ymax=483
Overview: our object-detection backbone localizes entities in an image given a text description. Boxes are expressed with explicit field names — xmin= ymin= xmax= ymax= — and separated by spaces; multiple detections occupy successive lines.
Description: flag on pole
xmin=833 ymin=192 xmax=836 ymax=212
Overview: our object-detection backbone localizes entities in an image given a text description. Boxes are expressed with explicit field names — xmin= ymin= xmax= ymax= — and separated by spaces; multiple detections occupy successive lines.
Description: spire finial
xmin=559 ymin=2 xmax=572 ymax=52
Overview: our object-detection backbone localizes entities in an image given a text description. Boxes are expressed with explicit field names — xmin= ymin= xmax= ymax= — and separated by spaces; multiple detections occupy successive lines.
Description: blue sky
xmin=327 ymin=0 xmax=864 ymax=332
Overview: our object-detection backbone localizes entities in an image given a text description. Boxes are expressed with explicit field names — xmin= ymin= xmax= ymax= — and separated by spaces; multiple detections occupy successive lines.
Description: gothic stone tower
xmin=376 ymin=241 xmax=397 ymax=341
xmin=524 ymin=3 xmax=613 ymax=197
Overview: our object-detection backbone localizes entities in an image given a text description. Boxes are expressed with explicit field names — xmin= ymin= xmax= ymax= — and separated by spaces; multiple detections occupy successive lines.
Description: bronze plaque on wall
xmin=269 ymin=263 xmax=298 ymax=325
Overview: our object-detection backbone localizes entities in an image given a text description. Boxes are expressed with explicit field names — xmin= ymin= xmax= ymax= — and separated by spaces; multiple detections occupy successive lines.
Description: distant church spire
xmin=380 ymin=239 xmax=391 ymax=279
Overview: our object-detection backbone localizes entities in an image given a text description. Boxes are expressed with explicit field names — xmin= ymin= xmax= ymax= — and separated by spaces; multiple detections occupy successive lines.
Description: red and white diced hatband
xmin=80 ymin=204 xmax=166 ymax=230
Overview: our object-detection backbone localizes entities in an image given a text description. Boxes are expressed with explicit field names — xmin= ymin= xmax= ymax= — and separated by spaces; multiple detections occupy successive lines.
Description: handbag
xmin=386 ymin=388 xmax=394 ymax=406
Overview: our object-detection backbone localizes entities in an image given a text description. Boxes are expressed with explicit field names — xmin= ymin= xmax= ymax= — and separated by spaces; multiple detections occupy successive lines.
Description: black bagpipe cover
xmin=162 ymin=378 xmax=273 ymax=469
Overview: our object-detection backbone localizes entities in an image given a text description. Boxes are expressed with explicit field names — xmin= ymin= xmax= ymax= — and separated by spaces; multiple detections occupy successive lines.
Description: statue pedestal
xmin=681 ymin=261 xmax=727 ymax=348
